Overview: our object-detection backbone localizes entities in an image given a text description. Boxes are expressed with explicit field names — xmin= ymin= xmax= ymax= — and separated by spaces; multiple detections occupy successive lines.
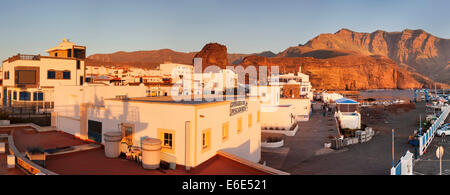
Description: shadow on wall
xmin=220 ymin=140 xmax=260 ymax=163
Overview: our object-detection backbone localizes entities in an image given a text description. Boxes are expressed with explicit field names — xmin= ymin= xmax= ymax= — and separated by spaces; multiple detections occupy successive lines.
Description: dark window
xmin=80 ymin=76 xmax=84 ymax=85
xmin=63 ymin=71 xmax=71 ymax=79
xmin=16 ymin=70 xmax=36 ymax=84
xmin=13 ymin=91 xmax=17 ymax=100
xmin=76 ymin=60 xmax=81 ymax=69
xmin=33 ymin=92 xmax=44 ymax=101
xmin=54 ymin=52 xmax=58 ymax=57
xmin=88 ymin=120 xmax=102 ymax=143
xmin=48 ymin=71 xmax=56 ymax=79
xmin=19 ymin=92 xmax=31 ymax=101
xmin=163 ymin=133 xmax=173 ymax=148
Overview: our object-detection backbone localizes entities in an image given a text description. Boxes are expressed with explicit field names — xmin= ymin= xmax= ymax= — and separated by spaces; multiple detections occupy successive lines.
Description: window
xmin=76 ymin=60 xmax=81 ymax=69
xmin=202 ymin=129 xmax=211 ymax=152
xmin=257 ymin=111 xmax=261 ymax=122
xmin=63 ymin=71 xmax=71 ymax=79
xmin=222 ymin=122 xmax=229 ymax=142
xmin=16 ymin=70 xmax=37 ymax=84
xmin=33 ymin=92 xmax=44 ymax=101
xmin=237 ymin=117 xmax=242 ymax=134
xmin=4 ymin=71 xmax=9 ymax=80
xmin=19 ymin=92 xmax=31 ymax=101
xmin=164 ymin=133 xmax=173 ymax=148
xmin=158 ymin=129 xmax=175 ymax=154
xmin=248 ymin=114 xmax=252 ymax=128
xmin=48 ymin=71 xmax=56 ymax=79
xmin=13 ymin=91 xmax=17 ymax=100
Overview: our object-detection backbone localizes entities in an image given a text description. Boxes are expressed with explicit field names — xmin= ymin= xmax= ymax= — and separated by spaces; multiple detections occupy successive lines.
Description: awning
xmin=335 ymin=98 xmax=359 ymax=104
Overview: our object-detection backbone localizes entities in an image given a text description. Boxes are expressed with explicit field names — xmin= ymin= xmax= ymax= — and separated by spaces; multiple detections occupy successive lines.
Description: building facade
xmin=1 ymin=39 xmax=86 ymax=109
xmin=53 ymin=85 xmax=262 ymax=168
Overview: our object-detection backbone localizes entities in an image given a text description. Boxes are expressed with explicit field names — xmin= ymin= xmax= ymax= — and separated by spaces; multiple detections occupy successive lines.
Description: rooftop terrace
xmin=1 ymin=125 xmax=277 ymax=175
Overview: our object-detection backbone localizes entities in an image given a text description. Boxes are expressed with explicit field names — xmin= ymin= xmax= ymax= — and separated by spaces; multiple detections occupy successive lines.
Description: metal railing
xmin=4 ymin=54 xmax=40 ymax=63
xmin=418 ymin=106 xmax=450 ymax=156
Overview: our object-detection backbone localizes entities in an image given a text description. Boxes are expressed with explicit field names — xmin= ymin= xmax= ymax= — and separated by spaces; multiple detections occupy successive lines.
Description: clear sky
xmin=0 ymin=0 xmax=449 ymax=61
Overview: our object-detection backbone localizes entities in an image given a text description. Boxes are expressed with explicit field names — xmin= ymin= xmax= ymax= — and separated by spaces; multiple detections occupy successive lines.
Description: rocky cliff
xmin=278 ymin=29 xmax=450 ymax=84
xmin=241 ymin=54 xmax=423 ymax=90
xmin=193 ymin=43 xmax=229 ymax=69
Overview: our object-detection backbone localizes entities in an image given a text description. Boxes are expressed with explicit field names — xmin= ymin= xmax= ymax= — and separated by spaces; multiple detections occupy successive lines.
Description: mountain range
xmin=86 ymin=29 xmax=449 ymax=90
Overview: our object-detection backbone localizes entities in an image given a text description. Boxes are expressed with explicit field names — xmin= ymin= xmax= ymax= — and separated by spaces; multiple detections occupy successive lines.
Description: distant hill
xmin=85 ymin=28 xmax=449 ymax=90
xmin=87 ymin=49 xmax=196 ymax=69
xmin=87 ymin=49 xmax=276 ymax=68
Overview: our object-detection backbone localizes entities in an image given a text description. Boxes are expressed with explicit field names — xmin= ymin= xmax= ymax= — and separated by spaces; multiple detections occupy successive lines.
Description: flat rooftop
xmin=3 ymin=126 xmax=270 ymax=175
xmin=45 ymin=148 xmax=268 ymax=175
xmin=11 ymin=128 xmax=89 ymax=153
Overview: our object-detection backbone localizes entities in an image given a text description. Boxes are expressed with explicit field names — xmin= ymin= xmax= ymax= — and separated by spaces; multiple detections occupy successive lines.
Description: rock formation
xmin=241 ymin=54 xmax=422 ymax=90
xmin=193 ymin=43 xmax=228 ymax=69
xmin=278 ymin=29 xmax=450 ymax=84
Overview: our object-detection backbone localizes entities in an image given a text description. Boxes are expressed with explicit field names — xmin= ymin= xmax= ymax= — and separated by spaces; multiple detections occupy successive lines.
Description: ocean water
xmin=359 ymin=89 xmax=415 ymax=101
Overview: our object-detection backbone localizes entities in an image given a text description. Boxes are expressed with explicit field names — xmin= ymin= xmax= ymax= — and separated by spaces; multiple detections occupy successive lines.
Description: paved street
xmin=413 ymin=114 xmax=450 ymax=175
xmin=261 ymin=102 xmax=424 ymax=175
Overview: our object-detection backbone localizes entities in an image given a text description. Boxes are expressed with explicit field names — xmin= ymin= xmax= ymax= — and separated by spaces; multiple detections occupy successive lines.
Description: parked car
xmin=436 ymin=126 xmax=450 ymax=137
xmin=441 ymin=123 xmax=450 ymax=129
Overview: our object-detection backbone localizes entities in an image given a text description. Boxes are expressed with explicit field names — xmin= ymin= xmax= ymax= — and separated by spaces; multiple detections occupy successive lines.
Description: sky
xmin=0 ymin=0 xmax=449 ymax=61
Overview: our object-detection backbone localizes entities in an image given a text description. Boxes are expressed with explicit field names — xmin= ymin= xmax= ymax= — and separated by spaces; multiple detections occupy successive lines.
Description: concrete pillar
xmin=79 ymin=103 xmax=90 ymax=139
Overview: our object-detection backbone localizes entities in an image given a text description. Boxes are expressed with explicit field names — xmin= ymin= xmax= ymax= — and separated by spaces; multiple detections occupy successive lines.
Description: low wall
xmin=262 ymin=124 xmax=298 ymax=136
xmin=390 ymin=151 xmax=413 ymax=175
xmin=7 ymin=133 xmax=57 ymax=175
xmin=217 ymin=150 xmax=290 ymax=175
xmin=261 ymin=140 xmax=284 ymax=148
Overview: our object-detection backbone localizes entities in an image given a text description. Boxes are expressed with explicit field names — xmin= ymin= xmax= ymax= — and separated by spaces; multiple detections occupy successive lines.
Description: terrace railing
xmin=4 ymin=54 xmax=40 ymax=63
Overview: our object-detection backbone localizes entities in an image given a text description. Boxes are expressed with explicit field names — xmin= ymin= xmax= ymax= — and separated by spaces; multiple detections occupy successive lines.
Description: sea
xmin=359 ymin=89 xmax=415 ymax=102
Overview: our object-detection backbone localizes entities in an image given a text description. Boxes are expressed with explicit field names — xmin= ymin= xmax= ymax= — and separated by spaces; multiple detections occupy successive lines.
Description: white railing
xmin=390 ymin=150 xmax=413 ymax=175
xmin=418 ymin=106 xmax=450 ymax=156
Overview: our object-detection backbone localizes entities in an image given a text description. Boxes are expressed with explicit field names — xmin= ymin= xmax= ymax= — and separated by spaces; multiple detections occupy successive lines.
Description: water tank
xmin=141 ymin=138 xmax=162 ymax=170
xmin=103 ymin=131 xmax=123 ymax=158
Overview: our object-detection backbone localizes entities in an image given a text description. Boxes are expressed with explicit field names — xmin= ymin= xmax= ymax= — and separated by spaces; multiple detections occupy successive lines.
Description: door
xmin=88 ymin=120 xmax=102 ymax=143
xmin=7 ymin=90 xmax=11 ymax=107
xmin=2 ymin=88 xmax=6 ymax=106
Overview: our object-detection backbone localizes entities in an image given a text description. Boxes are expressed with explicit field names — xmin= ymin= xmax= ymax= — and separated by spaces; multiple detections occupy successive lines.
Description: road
xmin=261 ymin=102 xmax=425 ymax=175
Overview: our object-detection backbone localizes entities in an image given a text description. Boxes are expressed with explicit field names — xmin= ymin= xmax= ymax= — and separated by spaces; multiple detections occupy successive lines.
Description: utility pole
xmin=392 ymin=129 xmax=395 ymax=167
xmin=419 ymin=114 xmax=422 ymax=135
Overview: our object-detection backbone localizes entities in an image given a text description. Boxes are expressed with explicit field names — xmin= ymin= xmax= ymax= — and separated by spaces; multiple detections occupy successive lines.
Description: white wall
xmin=261 ymin=105 xmax=295 ymax=129
xmin=280 ymin=98 xmax=311 ymax=121
xmin=55 ymin=92 xmax=262 ymax=167
xmin=2 ymin=58 xmax=85 ymax=88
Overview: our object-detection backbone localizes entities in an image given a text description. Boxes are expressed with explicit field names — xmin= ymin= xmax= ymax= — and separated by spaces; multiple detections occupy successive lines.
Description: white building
xmin=335 ymin=98 xmax=361 ymax=130
xmin=1 ymin=39 xmax=86 ymax=108
xmin=53 ymin=85 xmax=262 ymax=168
